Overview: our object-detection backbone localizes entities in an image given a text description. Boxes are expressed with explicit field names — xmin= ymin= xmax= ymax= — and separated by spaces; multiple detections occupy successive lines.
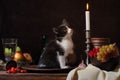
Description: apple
xmin=14 ymin=52 xmax=24 ymax=61
xmin=23 ymin=53 xmax=32 ymax=63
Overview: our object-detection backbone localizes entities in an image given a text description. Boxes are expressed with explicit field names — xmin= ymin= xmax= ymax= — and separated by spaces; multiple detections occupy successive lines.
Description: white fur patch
xmin=57 ymin=51 xmax=69 ymax=68
xmin=57 ymin=27 xmax=74 ymax=57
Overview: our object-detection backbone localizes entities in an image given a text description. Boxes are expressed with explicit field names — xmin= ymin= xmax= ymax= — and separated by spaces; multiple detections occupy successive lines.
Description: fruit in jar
xmin=15 ymin=46 xmax=21 ymax=52
xmin=4 ymin=48 xmax=12 ymax=56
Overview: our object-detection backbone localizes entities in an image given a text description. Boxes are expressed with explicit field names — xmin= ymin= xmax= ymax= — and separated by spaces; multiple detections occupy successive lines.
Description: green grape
xmin=101 ymin=46 xmax=105 ymax=49
xmin=97 ymin=54 xmax=102 ymax=61
xmin=102 ymin=49 xmax=107 ymax=55
xmin=109 ymin=44 xmax=115 ymax=51
xmin=109 ymin=44 xmax=113 ymax=48
xmin=99 ymin=52 xmax=104 ymax=58
xmin=106 ymin=47 xmax=111 ymax=53
xmin=99 ymin=48 xmax=105 ymax=54
xmin=104 ymin=45 xmax=109 ymax=49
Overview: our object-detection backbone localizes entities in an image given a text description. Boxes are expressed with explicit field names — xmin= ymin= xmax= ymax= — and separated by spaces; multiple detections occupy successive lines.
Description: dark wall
xmin=0 ymin=0 xmax=120 ymax=64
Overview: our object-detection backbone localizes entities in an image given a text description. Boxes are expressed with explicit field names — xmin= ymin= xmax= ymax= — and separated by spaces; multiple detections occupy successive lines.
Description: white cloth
xmin=66 ymin=64 xmax=120 ymax=80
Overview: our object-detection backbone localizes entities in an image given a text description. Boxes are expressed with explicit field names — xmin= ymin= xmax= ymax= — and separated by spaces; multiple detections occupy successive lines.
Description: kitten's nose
xmin=68 ymin=28 xmax=73 ymax=34
xmin=68 ymin=28 xmax=71 ymax=33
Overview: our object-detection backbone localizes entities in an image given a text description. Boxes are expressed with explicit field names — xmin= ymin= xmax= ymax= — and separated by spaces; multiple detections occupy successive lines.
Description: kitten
xmin=38 ymin=19 xmax=75 ymax=69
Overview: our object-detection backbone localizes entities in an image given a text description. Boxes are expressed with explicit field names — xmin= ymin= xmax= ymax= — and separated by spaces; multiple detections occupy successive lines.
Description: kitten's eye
xmin=61 ymin=27 xmax=67 ymax=30
xmin=57 ymin=26 xmax=67 ymax=34
xmin=63 ymin=29 xmax=67 ymax=32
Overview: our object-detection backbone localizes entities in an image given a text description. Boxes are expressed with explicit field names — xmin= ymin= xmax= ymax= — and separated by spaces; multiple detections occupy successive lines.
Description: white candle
xmin=85 ymin=3 xmax=90 ymax=30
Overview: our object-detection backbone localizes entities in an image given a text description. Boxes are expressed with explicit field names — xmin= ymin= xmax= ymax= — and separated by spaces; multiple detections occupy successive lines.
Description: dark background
xmin=0 ymin=0 xmax=120 ymax=64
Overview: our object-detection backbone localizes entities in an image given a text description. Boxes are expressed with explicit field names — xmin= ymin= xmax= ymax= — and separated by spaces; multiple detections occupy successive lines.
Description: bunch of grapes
xmin=97 ymin=43 xmax=119 ymax=62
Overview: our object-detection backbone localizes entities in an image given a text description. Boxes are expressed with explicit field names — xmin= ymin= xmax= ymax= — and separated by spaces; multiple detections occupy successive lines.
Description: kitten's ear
xmin=53 ymin=27 xmax=58 ymax=34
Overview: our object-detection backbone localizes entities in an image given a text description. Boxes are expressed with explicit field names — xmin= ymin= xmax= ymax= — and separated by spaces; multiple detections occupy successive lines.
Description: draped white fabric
xmin=66 ymin=64 xmax=120 ymax=80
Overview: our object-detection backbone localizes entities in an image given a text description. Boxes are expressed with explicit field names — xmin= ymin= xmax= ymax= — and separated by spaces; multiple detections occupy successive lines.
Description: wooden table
xmin=0 ymin=71 xmax=68 ymax=80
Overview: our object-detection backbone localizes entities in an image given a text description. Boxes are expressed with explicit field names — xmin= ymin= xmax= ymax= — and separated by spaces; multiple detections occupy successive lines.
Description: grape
xmin=101 ymin=57 xmax=107 ymax=62
xmin=109 ymin=44 xmax=116 ymax=51
xmin=104 ymin=45 xmax=109 ymax=49
xmin=106 ymin=47 xmax=111 ymax=53
xmin=97 ymin=54 xmax=102 ymax=61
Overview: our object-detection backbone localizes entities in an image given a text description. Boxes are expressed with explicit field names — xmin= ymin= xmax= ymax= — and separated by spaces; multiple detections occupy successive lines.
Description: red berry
xmin=23 ymin=70 xmax=27 ymax=73
xmin=20 ymin=69 xmax=27 ymax=73
xmin=10 ymin=67 xmax=17 ymax=73
xmin=12 ymin=70 xmax=17 ymax=73
xmin=16 ymin=68 xmax=21 ymax=72
xmin=11 ymin=67 xmax=15 ymax=71
xmin=7 ymin=69 xmax=11 ymax=73
xmin=20 ymin=70 xmax=24 ymax=73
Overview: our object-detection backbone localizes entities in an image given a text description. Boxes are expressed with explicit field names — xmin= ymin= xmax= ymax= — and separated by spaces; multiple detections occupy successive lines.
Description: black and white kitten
xmin=38 ymin=20 xmax=75 ymax=69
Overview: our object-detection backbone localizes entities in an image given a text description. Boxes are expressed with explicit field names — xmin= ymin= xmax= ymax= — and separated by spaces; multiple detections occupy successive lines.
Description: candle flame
xmin=86 ymin=3 xmax=89 ymax=10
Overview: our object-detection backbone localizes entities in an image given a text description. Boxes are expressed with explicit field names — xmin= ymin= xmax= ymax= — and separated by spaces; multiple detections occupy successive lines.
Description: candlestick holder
xmin=85 ymin=30 xmax=91 ymax=65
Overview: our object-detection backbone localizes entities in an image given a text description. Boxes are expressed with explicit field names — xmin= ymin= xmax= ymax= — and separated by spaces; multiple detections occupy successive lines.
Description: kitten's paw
xmin=61 ymin=66 xmax=70 ymax=69
xmin=38 ymin=64 xmax=46 ymax=68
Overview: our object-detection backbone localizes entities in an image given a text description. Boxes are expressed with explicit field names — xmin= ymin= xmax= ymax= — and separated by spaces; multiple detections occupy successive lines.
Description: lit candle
xmin=85 ymin=3 xmax=90 ymax=30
